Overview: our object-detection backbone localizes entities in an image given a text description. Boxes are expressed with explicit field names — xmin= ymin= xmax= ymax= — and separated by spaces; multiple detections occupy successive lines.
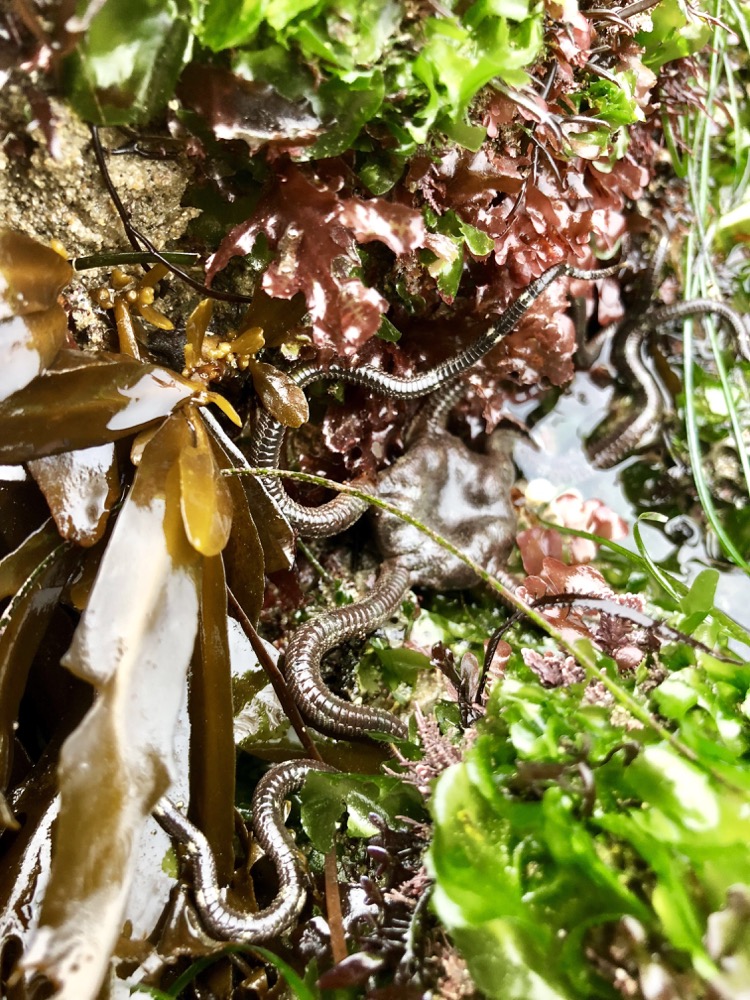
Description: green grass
xmin=678 ymin=0 xmax=750 ymax=571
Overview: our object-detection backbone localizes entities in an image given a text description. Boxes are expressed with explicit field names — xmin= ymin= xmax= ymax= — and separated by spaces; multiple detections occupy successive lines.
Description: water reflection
xmin=512 ymin=370 xmax=750 ymax=629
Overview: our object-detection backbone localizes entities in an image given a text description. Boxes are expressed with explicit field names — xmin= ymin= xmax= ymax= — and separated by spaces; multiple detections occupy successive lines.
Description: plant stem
xmin=74 ymin=251 xmax=200 ymax=270
xmin=226 ymin=466 xmax=747 ymax=787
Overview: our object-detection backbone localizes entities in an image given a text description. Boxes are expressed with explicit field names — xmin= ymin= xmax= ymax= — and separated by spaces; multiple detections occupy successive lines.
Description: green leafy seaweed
xmin=429 ymin=606 xmax=750 ymax=998
xmin=300 ymin=770 xmax=425 ymax=852
xmin=63 ymin=0 xmax=193 ymax=124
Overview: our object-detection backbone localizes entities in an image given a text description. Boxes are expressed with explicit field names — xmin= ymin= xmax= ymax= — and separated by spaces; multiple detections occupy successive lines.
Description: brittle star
xmin=283 ymin=388 xmax=518 ymax=740
xmin=156 ymin=257 xmax=623 ymax=941
xmin=249 ymin=258 xmax=623 ymax=536
xmin=250 ymin=259 xmax=625 ymax=741
xmin=155 ymin=410 xmax=517 ymax=929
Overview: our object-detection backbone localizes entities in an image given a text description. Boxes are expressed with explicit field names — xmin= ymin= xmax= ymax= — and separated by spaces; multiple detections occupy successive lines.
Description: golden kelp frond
xmin=0 ymin=230 xmax=75 ymax=403
xmin=0 ymin=231 xmax=290 ymax=997
xmin=0 ymin=230 xmax=73 ymax=320
xmin=21 ymin=413 xmax=203 ymax=998
xmin=0 ymin=351 xmax=201 ymax=463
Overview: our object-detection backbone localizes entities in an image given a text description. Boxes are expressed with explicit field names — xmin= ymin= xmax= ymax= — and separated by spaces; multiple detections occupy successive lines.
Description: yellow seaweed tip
xmin=202 ymin=391 xmax=242 ymax=427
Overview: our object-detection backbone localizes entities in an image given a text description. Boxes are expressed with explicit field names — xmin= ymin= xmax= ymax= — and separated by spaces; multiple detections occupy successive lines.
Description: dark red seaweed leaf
xmin=207 ymin=165 xmax=453 ymax=354
xmin=177 ymin=63 xmax=321 ymax=152
xmin=207 ymin=165 xmax=387 ymax=352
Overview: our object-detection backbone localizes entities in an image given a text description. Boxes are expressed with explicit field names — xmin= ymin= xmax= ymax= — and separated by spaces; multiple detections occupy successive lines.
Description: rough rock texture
xmin=0 ymin=83 xmax=199 ymax=345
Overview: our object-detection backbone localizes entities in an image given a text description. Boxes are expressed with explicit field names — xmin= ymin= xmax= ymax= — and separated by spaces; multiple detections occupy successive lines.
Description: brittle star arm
xmin=588 ymin=298 xmax=750 ymax=467
xmin=250 ymin=260 xmax=622 ymax=537
xmin=284 ymin=558 xmax=412 ymax=741
xmin=154 ymin=759 xmax=335 ymax=942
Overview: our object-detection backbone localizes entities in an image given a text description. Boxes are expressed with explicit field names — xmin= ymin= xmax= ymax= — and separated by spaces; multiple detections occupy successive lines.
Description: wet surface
xmin=513 ymin=368 xmax=750 ymax=629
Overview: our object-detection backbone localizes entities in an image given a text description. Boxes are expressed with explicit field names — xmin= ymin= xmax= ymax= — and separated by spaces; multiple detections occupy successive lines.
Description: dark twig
xmin=11 ymin=0 xmax=48 ymax=45
xmin=495 ymin=64 xmax=558 ymax=230
xmin=89 ymin=124 xmax=258 ymax=303
xmin=584 ymin=0 xmax=661 ymax=21
xmin=483 ymin=612 xmax=525 ymax=682
xmin=618 ymin=0 xmax=665 ymax=16
xmin=89 ymin=123 xmax=144 ymax=257
xmin=482 ymin=586 xmax=741 ymax=686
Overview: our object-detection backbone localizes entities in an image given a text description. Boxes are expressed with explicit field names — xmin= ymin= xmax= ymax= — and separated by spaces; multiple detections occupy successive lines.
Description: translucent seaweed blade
xmin=19 ymin=414 xmax=202 ymax=1000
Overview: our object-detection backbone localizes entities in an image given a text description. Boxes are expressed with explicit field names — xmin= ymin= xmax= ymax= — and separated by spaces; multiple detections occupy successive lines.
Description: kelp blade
xmin=19 ymin=414 xmax=202 ymax=999
xmin=179 ymin=411 xmax=233 ymax=557
xmin=0 ymin=351 xmax=199 ymax=463
xmin=0 ymin=230 xmax=73 ymax=321
xmin=188 ymin=554 xmax=235 ymax=882
xmin=0 ymin=539 xmax=76 ymax=829
xmin=248 ymin=359 xmax=309 ymax=427
xmin=28 ymin=444 xmax=119 ymax=547
xmin=0 ymin=306 xmax=70 ymax=402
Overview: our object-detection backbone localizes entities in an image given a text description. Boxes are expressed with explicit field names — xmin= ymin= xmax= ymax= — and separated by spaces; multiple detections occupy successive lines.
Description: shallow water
xmin=512 ymin=368 xmax=750 ymax=631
